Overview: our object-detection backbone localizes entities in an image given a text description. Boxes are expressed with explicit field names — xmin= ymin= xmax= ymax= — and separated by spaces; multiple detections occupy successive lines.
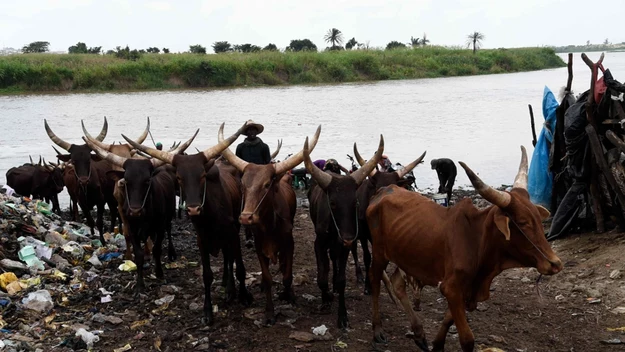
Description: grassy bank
xmin=0 ymin=47 xmax=565 ymax=93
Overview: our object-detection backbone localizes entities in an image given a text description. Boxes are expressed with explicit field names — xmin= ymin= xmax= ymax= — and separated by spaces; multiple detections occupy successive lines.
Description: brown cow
xmin=366 ymin=146 xmax=563 ymax=352
xmin=218 ymin=124 xmax=321 ymax=325
xmin=123 ymin=123 xmax=254 ymax=326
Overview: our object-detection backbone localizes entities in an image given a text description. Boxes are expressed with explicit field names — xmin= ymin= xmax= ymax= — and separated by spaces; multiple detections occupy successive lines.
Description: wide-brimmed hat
xmin=242 ymin=120 xmax=264 ymax=136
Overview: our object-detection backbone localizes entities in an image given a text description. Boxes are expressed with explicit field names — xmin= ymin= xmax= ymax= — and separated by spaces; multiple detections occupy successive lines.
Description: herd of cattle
xmin=4 ymin=118 xmax=563 ymax=352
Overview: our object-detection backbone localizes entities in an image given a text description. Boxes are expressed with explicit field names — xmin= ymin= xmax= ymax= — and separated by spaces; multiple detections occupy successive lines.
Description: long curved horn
xmin=459 ymin=162 xmax=511 ymax=208
xmin=396 ymin=151 xmax=427 ymax=178
xmin=38 ymin=156 xmax=42 ymax=166
xmin=44 ymin=119 xmax=72 ymax=151
xmin=207 ymin=122 xmax=245 ymax=161
xmin=353 ymin=142 xmax=367 ymax=167
xmin=122 ymin=129 xmax=199 ymax=165
xmin=29 ymin=155 xmax=34 ymax=165
xmin=512 ymin=146 xmax=528 ymax=190
xmin=135 ymin=117 xmax=150 ymax=144
xmin=82 ymin=120 xmax=112 ymax=151
xmin=217 ymin=123 xmax=251 ymax=172
xmin=82 ymin=136 xmax=127 ymax=168
xmin=271 ymin=139 xmax=283 ymax=160
xmin=303 ymin=136 xmax=332 ymax=189
xmin=351 ymin=135 xmax=384 ymax=184
xmin=96 ymin=116 xmax=108 ymax=142
xmin=51 ymin=146 xmax=66 ymax=158
xmin=274 ymin=125 xmax=322 ymax=175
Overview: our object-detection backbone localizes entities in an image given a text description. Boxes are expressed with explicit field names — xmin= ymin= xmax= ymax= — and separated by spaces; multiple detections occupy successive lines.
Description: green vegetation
xmin=0 ymin=47 xmax=565 ymax=94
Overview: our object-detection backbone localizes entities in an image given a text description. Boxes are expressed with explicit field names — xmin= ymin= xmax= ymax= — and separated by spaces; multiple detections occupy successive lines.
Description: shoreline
xmin=0 ymin=47 xmax=565 ymax=95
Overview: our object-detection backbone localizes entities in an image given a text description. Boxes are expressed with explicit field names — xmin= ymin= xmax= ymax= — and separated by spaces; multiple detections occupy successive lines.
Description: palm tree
xmin=466 ymin=32 xmax=485 ymax=54
xmin=421 ymin=33 xmax=430 ymax=46
xmin=410 ymin=36 xmax=421 ymax=48
xmin=324 ymin=28 xmax=344 ymax=49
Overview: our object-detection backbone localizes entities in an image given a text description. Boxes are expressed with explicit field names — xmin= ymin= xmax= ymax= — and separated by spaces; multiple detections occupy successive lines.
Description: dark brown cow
xmin=6 ymin=158 xmax=64 ymax=213
xmin=122 ymin=123 xmax=253 ymax=326
xmin=218 ymin=124 xmax=321 ymax=325
xmin=366 ymin=146 xmax=563 ymax=352
xmin=303 ymin=135 xmax=383 ymax=329
xmin=59 ymin=158 xmax=79 ymax=221
xmin=83 ymin=137 xmax=187 ymax=295
xmin=352 ymin=144 xmax=426 ymax=297
xmin=46 ymin=118 xmax=116 ymax=245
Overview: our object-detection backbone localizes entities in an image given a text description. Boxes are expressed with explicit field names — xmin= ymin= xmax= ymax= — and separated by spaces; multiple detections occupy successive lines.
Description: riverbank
xmin=0 ymin=47 xmax=565 ymax=94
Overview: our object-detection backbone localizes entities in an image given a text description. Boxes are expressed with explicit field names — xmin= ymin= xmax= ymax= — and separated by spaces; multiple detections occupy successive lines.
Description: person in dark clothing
xmin=236 ymin=120 xmax=271 ymax=248
xmin=235 ymin=121 xmax=271 ymax=165
xmin=431 ymin=158 xmax=457 ymax=202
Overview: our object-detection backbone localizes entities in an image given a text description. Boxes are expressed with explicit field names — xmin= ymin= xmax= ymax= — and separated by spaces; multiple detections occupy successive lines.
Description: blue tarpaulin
xmin=528 ymin=86 xmax=559 ymax=210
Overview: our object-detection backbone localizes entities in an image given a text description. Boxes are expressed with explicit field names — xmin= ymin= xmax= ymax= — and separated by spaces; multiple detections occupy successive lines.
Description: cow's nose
xmin=129 ymin=207 xmax=142 ymax=217
xmin=187 ymin=206 xmax=201 ymax=216
xmin=343 ymin=239 xmax=354 ymax=248
xmin=239 ymin=212 xmax=254 ymax=225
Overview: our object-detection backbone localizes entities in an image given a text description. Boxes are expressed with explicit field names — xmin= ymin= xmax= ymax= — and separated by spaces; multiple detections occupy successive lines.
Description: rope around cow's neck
xmin=327 ymin=193 xmax=359 ymax=244
xmin=124 ymin=179 xmax=152 ymax=212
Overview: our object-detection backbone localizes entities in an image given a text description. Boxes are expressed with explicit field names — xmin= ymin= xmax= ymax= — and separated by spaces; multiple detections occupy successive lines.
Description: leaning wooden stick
xmin=566 ymin=53 xmax=573 ymax=93
xmin=581 ymin=52 xmax=605 ymax=127
xmin=528 ymin=104 xmax=537 ymax=147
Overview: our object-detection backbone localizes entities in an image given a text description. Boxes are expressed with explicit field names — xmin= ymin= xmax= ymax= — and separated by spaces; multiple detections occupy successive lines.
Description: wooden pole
xmin=606 ymin=130 xmax=625 ymax=154
xmin=566 ymin=53 xmax=573 ymax=93
xmin=528 ymin=104 xmax=538 ymax=147
xmin=581 ymin=52 xmax=605 ymax=128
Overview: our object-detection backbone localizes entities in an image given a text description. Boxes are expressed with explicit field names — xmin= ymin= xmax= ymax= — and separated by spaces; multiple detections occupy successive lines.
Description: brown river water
xmin=1 ymin=52 xmax=624 ymax=207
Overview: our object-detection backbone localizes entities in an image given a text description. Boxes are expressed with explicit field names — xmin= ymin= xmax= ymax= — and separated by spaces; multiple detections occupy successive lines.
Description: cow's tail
xmin=381 ymin=270 xmax=399 ymax=307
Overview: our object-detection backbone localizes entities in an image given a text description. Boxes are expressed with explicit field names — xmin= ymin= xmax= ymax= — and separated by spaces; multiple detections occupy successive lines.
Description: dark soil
xmin=5 ymin=189 xmax=625 ymax=352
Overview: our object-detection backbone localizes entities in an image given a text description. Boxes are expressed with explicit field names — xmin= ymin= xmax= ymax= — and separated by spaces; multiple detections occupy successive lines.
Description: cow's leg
xmin=96 ymin=202 xmax=106 ymax=245
xmin=370 ymin=255 xmax=390 ymax=344
xmin=72 ymin=198 xmax=79 ymax=221
xmin=131 ymin=230 xmax=146 ymax=295
xmin=330 ymin=245 xmax=339 ymax=294
xmin=233 ymin=229 xmax=253 ymax=306
xmin=390 ymin=268 xmax=428 ymax=351
xmin=278 ymin=234 xmax=295 ymax=303
xmin=361 ymin=236 xmax=372 ymax=295
xmin=314 ymin=235 xmax=333 ymax=307
xmin=52 ymin=194 xmax=61 ymax=214
xmin=257 ymin=252 xmax=275 ymax=325
xmin=337 ymin=245 xmax=350 ymax=329
xmin=223 ymin=248 xmax=236 ymax=303
xmin=432 ymin=309 xmax=454 ymax=352
xmin=351 ymin=241 xmax=364 ymax=284
xmin=153 ymin=228 xmax=166 ymax=281
xmin=198 ymin=235 xmax=215 ymax=325
xmin=440 ymin=280 xmax=473 ymax=352
xmin=166 ymin=219 xmax=176 ymax=261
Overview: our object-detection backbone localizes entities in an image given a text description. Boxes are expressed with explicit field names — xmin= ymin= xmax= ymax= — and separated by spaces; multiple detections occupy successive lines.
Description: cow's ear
xmin=106 ymin=170 xmax=125 ymax=183
xmin=536 ymin=205 xmax=550 ymax=220
xmin=90 ymin=154 xmax=102 ymax=162
xmin=57 ymin=154 xmax=71 ymax=162
xmin=494 ymin=211 xmax=511 ymax=241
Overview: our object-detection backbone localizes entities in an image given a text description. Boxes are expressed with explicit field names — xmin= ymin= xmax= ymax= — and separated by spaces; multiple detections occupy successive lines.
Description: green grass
xmin=0 ymin=47 xmax=565 ymax=94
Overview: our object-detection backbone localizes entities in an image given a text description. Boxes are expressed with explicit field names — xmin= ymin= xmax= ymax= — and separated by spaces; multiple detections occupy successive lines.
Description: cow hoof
xmin=239 ymin=289 xmax=254 ymax=306
xmin=168 ymin=250 xmax=177 ymax=262
xmin=338 ymin=316 xmax=350 ymax=330
xmin=321 ymin=291 xmax=334 ymax=304
xmin=278 ymin=290 xmax=295 ymax=303
xmin=374 ymin=332 xmax=388 ymax=344
xmin=264 ymin=315 xmax=276 ymax=326
xmin=414 ymin=337 xmax=430 ymax=352
xmin=201 ymin=314 xmax=214 ymax=326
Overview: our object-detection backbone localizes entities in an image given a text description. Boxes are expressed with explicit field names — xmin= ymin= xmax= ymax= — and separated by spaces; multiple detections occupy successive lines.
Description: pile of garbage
xmin=0 ymin=192 xmax=131 ymax=351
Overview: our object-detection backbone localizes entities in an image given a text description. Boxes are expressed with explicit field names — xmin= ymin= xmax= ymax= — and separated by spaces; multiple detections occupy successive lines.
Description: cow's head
xmin=460 ymin=146 xmax=562 ymax=276
xmin=219 ymin=124 xmax=321 ymax=226
xmin=45 ymin=118 xmax=108 ymax=186
xmin=304 ymin=135 xmax=383 ymax=246
xmin=44 ymin=159 xmax=65 ymax=194
xmin=121 ymin=123 xmax=244 ymax=217
xmin=353 ymin=142 xmax=426 ymax=190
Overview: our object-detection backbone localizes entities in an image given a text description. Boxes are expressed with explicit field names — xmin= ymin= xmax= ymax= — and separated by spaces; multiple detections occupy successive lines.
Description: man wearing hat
xmin=236 ymin=120 xmax=271 ymax=248
xmin=235 ymin=120 xmax=271 ymax=165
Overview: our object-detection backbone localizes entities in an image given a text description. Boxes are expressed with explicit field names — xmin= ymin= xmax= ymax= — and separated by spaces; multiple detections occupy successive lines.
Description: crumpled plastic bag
xmin=22 ymin=290 xmax=53 ymax=312
xmin=312 ymin=324 xmax=328 ymax=336
xmin=75 ymin=328 xmax=100 ymax=347
xmin=118 ymin=260 xmax=137 ymax=272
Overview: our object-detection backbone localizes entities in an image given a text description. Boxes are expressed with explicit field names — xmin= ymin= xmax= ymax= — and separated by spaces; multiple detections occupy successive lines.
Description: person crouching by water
xmin=431 ymin=158 xmax=457 ymax=203
xmin=236 ymin=120 xmax=271 ymax=248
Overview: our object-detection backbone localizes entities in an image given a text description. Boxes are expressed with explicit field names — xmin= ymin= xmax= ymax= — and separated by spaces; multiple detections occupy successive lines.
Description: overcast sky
xmin=1 ymin=0 xmax=623 ymax=53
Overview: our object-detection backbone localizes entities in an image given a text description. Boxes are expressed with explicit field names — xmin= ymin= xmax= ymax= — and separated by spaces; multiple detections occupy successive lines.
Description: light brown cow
xmin=366 ymin=146 xmax=563 ymax=352
xmin=218 ymin=124 xmax=321 ymax=325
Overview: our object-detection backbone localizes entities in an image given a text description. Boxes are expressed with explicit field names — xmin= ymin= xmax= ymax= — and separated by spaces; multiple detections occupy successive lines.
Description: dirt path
xmin=6 ymin=193 xmax=625 ymax=351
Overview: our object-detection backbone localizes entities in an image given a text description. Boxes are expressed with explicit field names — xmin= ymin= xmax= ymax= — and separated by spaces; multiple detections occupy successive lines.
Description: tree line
xmin=18 ymin=29 xmax=485 ymax=57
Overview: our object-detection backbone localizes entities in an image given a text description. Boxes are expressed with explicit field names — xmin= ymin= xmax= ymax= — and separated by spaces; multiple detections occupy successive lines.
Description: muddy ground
xmin=5 ymin=189 xmax=625 ymax=352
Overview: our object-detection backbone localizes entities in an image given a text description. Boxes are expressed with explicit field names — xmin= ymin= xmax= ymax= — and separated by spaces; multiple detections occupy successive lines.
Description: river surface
xmin=1 ymin=52 xmax=624 ymax=207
